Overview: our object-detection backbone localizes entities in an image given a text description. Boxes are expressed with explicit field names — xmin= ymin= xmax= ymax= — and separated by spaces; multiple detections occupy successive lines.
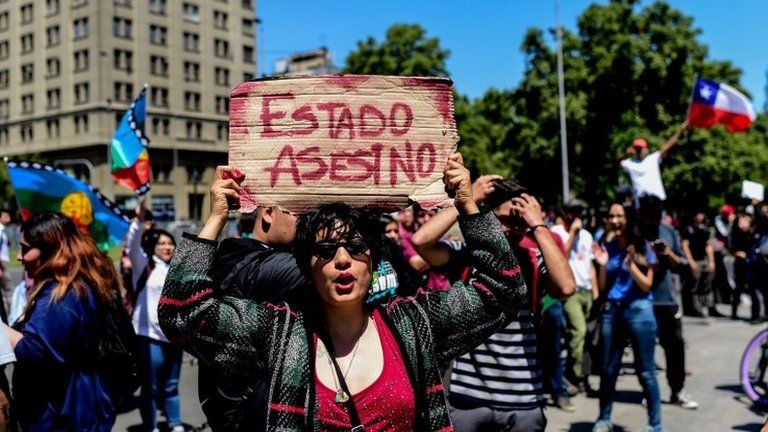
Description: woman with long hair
xmin=159 ymin=154 xmax=528 ymax=431
xmin=2 ymin=212 xmax=121 ymax=431
xmin=592 ymin=203 xmax=661 ymax=432
xmin=126 ymin=205 xmax=184 ymax=432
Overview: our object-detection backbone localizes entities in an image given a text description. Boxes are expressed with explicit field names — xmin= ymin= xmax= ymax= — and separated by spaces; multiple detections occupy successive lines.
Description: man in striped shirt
xmin=413 ymin=176 xmax=575 ymax=432
xmin=412 ymin=177 xmax=575 ymax=431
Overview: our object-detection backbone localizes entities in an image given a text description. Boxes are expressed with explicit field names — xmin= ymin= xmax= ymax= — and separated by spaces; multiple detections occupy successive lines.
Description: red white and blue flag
xmin=687 ymin=78 xmax=756 ymax=133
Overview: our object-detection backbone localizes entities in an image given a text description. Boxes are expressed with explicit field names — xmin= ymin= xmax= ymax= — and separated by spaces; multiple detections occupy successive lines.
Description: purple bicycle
xmin=741 ymin=327 xmax=768 ymax=407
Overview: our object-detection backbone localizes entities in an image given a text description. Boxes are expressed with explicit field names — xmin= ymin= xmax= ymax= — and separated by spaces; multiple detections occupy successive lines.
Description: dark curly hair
xmin=293 ymin=203 xmax=382 ymax=280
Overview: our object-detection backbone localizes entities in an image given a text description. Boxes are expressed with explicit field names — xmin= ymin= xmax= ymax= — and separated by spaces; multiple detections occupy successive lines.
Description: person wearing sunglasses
xmin=159 ymin=153 xmax=528 ymax=431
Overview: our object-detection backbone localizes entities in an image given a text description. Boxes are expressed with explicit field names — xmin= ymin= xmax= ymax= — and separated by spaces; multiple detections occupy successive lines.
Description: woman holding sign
xmin=159 ymin=153 xmax=528 ymax=431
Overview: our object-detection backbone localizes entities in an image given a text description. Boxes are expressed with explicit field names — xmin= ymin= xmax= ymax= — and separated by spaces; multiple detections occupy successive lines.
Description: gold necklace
xmin=324 ymin=314 xmax=368 ymax=404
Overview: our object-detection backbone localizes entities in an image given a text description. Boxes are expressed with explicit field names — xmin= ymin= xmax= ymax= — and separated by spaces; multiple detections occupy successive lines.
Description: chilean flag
xmin=687 ymin=78 xmax=756 ymax=132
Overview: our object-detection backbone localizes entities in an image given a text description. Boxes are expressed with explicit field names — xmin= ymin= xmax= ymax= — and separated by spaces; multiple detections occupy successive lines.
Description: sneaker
xmin=671 ymin=389 xmax=699 ymax=409
xmin=556 ymin=395 xmax=576 ymax=412
xmin=592 ymin=420 xmax=613 ymax=432
xmin=171 ymin=427 xmax=185 ymax=432
xmin=151 ymin=429 xmax=160 ymax=432
xmin=638 ymin=426 xmax=658 ymax=432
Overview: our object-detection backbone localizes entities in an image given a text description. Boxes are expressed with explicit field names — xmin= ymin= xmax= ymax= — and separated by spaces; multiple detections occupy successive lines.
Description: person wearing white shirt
xmin=619 ymin=121 xmax=688 ymax=201
xmin=550 ymin=199 xmax=597 ymax=393
xmin=0 ymin=210 xmax=11 ymax=315
xmin=126 ymin=205 xmax=184 ymax=432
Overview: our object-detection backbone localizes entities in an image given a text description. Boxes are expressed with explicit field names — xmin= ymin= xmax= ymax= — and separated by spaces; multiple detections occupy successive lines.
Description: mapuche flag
xmin=112 ymin=86 xmax=151 ymax=195
xmin=687 ymin=77 xmax=756 ymax=132
xmin=6 ymin=160 xmax=130 ymax=251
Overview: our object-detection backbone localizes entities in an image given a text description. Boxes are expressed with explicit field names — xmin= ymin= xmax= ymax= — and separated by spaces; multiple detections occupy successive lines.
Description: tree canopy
xmin=344 ymin=2 xmax=768 ymax=210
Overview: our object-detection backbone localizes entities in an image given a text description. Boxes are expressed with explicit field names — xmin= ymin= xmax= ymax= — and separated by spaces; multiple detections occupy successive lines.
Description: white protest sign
xmin=228 ymin=75 xmax=458 ymax=213
xmin=742 ymin=180 xmax=765 ymax=201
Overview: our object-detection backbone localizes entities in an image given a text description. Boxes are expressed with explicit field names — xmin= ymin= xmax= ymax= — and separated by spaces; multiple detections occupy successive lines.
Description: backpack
xmin=97 ymin=293 xmax=140 ymax=407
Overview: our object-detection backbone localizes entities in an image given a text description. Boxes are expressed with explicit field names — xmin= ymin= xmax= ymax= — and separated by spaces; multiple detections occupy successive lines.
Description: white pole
xmin=556 ymin=0 xmax=570 ymax=205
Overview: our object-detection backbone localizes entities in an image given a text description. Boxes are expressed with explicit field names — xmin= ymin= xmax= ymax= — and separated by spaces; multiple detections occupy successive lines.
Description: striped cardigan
xmin=159 ymin=210 xmax=527 ymax=431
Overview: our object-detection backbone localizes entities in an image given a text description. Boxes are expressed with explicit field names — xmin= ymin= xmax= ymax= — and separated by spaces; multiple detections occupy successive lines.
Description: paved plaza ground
xmin=110 ymin=304 xmax=767 ymax=432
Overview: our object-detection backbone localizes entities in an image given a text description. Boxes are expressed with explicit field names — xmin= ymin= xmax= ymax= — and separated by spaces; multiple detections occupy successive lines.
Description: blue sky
xmin=258 ymin=1 xmax=768 ymax=112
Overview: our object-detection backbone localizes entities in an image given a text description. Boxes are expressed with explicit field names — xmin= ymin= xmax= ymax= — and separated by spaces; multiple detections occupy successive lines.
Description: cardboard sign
xmin=229 ymin=75 xmax=458 ymax=213
xmin=742 ymin=180 xmax=765 ymax=201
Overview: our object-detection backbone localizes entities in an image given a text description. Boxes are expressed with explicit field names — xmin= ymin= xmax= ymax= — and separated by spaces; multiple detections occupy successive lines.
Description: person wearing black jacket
xmin=198 ymin=205 xmax=305 ymax=432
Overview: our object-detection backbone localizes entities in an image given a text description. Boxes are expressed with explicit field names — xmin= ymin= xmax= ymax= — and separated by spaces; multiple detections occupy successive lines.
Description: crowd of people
xmin=0 ymin=129 xmax=764 ymax=432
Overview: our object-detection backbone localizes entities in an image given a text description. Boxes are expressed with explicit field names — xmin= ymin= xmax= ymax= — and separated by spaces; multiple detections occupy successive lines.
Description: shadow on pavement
xmin=732 ymin=423 xmax=765 ymax=431
xmin=566 ymin=422 xmax=628 ymax=432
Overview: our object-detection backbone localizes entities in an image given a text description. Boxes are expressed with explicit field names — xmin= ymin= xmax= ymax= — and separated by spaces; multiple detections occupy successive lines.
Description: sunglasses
xmin=312 ymin=238 xmax=369 ymax=260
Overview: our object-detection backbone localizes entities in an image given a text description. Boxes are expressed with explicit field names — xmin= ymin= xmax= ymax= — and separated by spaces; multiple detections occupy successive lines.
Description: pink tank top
xmin=315 ymin=310 xmax=415 ymax=431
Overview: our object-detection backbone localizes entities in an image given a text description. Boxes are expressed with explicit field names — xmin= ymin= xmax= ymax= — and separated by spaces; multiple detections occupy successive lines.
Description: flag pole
xmin=555 ymin=0 xmax=570 ymax=205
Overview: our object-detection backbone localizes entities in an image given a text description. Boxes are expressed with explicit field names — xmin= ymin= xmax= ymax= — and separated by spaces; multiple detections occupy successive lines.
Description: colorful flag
xmin=687 ymin=78 xmax=756 ymax=132
xmin=112 ymin=86 xmax=151 ymax=195
xmin=6 ymin=160 xmax=130 ymax=251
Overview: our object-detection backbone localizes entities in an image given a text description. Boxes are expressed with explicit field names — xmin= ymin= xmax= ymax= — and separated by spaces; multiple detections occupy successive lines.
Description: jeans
xmin=653 ymin=305 xmax=685 ymax=395
xmin=563 ymin=290 xmax=593 ymax=383
xmin=540 ymin=301 xmax=568 ymax=399
xmin=138 ymin=336 xmax=183 ymax=429
xmin=598 ymin=299 xmax=662 ymax=431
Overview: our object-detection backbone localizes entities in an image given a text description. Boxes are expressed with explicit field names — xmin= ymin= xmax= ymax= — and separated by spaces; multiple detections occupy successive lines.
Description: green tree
xmin=344 ymin=24 xmax=449 ymax=77
xmin=465 ymin=0 xmax=768 ymax=209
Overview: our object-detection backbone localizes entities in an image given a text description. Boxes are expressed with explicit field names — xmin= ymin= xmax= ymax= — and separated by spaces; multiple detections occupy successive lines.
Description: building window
xmin=72 ymin=0 xmax=88 ymax=8
xmin=47 ymin=119 xmax=60 ymax=138
xmin=149 ymin=24 xmax=167 ymax=45
xmin=21 ymin=94 xmax=33 ymax=114
xmin=112 ymin=17 xmax=132 ymax=39
xmin=73 ymin=17 xmax=89 ymax=39
xmin=113 ymin=81 xmax=134 ymax=102
xmin=243 ymin=71 xmax=254 ymax=81
xmin=47 ymin=88 xmax=60 ymax=109
xmin=20 ymin=4 xmax=33 ymax=24
xmin=0 ymin=99 xmax=9 ymax=119
xmin=183 ymin=32 xmax=199 ymax=52
xmin=215 ymin=67 xmax=229 ymax=86
xmin=214 ymin=10 xmax=228 ymax=29
xmin=182 ymin=3 xmax=199 ymax=23
xmin=242 ymin=0 xmax=253 ymax=8
xmin=242 ymin=18 xmax=254 ymax=35
xmin=184 ymin=92 xmax=201 ymax=111
xmin=0 ymin=127 xmax=8 ymax=145
xmin=243 ymin=45 xmax=254 ymax=63
xmin=185 ymin=120 xmax=202 ymax=139
xmin=113 ymin=49 xmax=132 ymax=72
xmin=217 ymin=123 xmax=227 ymax=140
xmin=73 ymin=49 xmax=89 ymax=71
xmin=46 ymin=57 xmax=60 ymax=78
xmin=149 ymin=0 xmax=166 ymax=14
xmin=214 ymin=39 xmax=230 ymax=58
xmin=152 ymin=117 xmax=170 ymax=136
xmin=215 ymin=96 xmax=229 ymax=114
xmin=0 ymin=70 xmax=7 ymax=88
xmin=0 ymin=12 xmax=9 ymax=31
xmin=46 ymin=25 xmax=60 ymax=47
xmin=150 ymin=87 xmax=168 ymax=107
xmin=46 ymin=0 xmax=60 ymax=15
xmin=0 ymin=41 xmax=7 ymax=60
xmin=20 ymin=123 xmax=33 ymax=142
xmin=20 ymin=33 xmax=33 ymax=54
xmin=73 ymin=114 xmax=88 ymax=133
xmin=150 ymin=55 xmax=168 ymax=76
xmin=114 ymin=0 xmax=131 ymax=7
xmin=21 ymin=63 xmax=33 ymax=83
xmin=183 ymin=61 xmax=200 ymax=82
xmin=74 ymin=82 xmax=89 ymax=104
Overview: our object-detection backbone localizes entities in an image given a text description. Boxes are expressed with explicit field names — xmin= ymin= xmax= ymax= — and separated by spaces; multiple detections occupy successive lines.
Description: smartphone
xmin=653 ymin=239 xmax=665 ymax=251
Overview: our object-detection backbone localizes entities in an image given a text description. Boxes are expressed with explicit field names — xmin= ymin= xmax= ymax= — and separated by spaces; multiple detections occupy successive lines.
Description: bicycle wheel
xmin=741 ymin=328 xmax=768 ymax=406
